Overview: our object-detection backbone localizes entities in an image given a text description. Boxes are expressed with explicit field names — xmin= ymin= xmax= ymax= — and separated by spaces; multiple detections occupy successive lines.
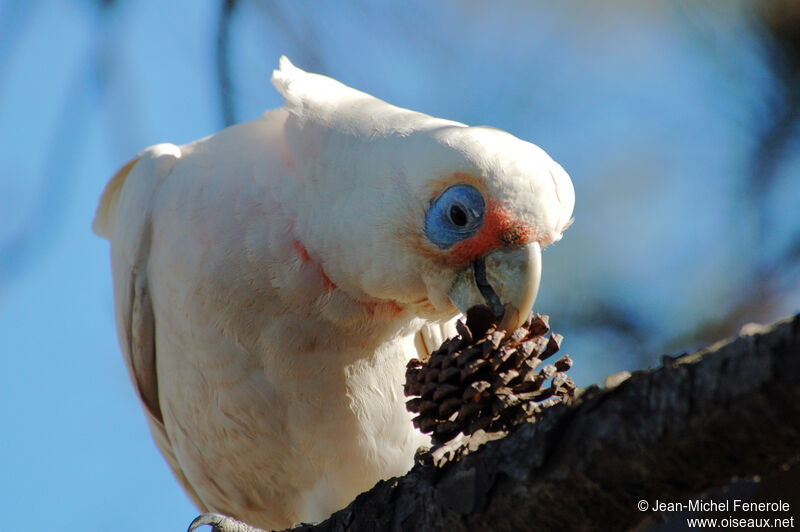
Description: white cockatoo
xmin=94 ymin=57 xmax=574 ymax=530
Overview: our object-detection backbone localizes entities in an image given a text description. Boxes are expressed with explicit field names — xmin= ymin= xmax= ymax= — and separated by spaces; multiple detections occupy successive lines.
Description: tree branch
xmin=216 ymin=0 xmax=236 ymax=127
xmin=292 ymin=313 xmax=800 ymax=531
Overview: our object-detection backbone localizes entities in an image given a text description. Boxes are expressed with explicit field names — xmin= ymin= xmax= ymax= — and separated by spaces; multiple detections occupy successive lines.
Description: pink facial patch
xmin=450 ymin=201 xmax=533 ymax=264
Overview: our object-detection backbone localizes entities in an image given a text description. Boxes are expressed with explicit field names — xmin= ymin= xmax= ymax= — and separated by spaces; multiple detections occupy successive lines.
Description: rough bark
xmin=291 ymin=313 xmax=800 ymax=532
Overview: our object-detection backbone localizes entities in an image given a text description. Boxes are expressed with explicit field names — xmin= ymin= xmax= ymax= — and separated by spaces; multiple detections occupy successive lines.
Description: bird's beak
xmin=447 ymin=242 xmax=542 ymax=331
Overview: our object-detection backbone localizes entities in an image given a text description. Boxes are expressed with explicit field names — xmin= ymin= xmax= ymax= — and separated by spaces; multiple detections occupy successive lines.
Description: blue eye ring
xmin=424 ymin=184 xmax=486 ymax=249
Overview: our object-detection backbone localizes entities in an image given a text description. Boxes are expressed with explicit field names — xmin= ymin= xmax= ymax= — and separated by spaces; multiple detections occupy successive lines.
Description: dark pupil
xmin=449 ymin=205 xmax=468 ymax=226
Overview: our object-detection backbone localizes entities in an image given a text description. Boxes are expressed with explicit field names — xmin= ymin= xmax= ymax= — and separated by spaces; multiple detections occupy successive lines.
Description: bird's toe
xmin=188 ymin=513 xmax=267 ymax=532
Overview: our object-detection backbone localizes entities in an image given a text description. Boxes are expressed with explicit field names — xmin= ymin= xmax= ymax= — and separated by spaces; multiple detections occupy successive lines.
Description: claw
xmin=188 ymin=513 xmax=268 ymax=532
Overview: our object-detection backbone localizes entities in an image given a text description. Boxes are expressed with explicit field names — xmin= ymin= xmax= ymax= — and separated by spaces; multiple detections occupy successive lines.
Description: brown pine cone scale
xmin=405 ymin=311 xmax=576 ymax=445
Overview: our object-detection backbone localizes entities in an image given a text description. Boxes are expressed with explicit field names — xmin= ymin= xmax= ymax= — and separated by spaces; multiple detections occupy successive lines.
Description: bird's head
xmin=273 ymin=58 xmax=574 ymax=330
xmin=402 ymin=125 xmax=574 ymax=330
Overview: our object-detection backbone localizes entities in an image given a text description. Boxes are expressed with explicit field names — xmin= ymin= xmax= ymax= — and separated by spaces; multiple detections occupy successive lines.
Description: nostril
xmin=499 ymin=226 xmax=529 ymax=247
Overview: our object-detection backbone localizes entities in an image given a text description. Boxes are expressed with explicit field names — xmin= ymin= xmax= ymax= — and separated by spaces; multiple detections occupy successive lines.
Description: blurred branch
xmin=661 ymin=1 xmax=800 ymax=349
xmin=217 ymin=0 xmax=237 ymax=127
xmin=0 ymin=2 xmax=112 ymax=293
xmin=562 ymin=298 xmax=654 ymax=369
xmin=253 ymin=2 xmax=325 ymax=73
xmin=0 ymin=0 xmax=39 ymax=90
xmin=750 ymin=0 xmax=800 ymax=199
xmin=569 ymin=299 xmax=651 ymax=346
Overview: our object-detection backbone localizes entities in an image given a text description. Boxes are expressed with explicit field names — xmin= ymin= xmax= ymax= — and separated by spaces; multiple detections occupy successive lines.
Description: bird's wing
xmin=95 ymin=151 xmax=165 ymax=423
xmin=95 ymin=144 xmax=208 ymax=510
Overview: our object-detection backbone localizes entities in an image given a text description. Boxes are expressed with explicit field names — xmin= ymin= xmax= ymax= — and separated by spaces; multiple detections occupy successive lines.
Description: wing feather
xmin=99 ymin=144 xmax=184 ymax=435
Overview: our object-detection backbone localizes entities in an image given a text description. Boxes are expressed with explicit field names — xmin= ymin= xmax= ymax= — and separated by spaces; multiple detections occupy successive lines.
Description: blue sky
xmin=1 ymin=1 xmax=798 ymax=531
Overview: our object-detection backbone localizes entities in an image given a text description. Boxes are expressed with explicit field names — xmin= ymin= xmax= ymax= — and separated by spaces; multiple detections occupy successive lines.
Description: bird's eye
xmin=425 ymin=185 xmax=485 ymax=249
xmin=449 ymin=205 xmax=468 ymax=226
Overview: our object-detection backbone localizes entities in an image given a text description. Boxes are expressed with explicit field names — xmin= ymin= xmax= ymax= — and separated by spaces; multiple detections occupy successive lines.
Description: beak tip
xmin=448 ymin=242 xmax=542 ymax=332
xmin=498 ymin=303 xmax=531 ymax=332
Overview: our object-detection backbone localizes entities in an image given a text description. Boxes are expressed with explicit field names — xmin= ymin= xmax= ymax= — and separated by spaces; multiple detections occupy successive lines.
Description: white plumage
xmin=94 ymin=57 xmax=574 ymax=529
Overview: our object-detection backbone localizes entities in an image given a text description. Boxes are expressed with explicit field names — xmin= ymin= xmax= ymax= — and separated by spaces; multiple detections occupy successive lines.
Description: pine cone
xmin=405 ymin=308 xmax=576 ymax=445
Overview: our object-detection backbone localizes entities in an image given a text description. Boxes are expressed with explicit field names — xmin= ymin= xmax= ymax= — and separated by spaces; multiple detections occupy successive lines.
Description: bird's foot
xmin=188 ymin=513 xmax=268 ymax=532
